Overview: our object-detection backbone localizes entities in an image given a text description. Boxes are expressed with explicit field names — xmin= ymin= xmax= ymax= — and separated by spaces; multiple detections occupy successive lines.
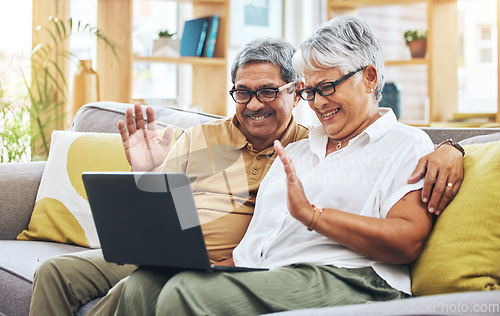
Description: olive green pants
xmin=29 ymin=249 xmax=136 ymax=316
xmin=115 ymin=264 xmax=409 ymax=316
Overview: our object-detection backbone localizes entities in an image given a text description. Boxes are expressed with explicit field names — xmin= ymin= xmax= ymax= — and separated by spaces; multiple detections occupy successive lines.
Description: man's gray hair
xmin=293 ymin=16 xmax=385 ymax=102
xmin=230 ymin=37 xmax=300 ymax=91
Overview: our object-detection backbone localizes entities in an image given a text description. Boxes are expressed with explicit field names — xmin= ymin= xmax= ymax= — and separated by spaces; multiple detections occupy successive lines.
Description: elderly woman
xmin=114 ymin=16 xmax=437 ymax=315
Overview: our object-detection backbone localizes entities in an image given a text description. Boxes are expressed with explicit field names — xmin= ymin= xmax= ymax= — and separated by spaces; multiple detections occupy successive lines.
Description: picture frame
xmin=230 ymin=0 xmax=283 ymax=47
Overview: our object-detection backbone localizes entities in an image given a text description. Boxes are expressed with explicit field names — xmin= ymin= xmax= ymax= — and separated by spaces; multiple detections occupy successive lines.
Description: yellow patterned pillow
xmin=17 ymin=129 xmax=180 ymax=248
xmin=411 ymin=141 xmax=500 ymax=295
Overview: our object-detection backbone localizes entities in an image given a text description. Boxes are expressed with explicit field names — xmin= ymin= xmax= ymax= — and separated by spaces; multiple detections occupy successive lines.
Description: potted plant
xmin=158 ymin=29 xmax=176 ymax=39
xmin=153 ymin=28 xmax=179 ymax=57
xmin=404 ymin=30 xmax=427 ymax=58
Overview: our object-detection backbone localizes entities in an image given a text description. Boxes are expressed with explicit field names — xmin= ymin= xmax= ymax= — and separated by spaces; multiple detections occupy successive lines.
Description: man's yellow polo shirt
xmin=158 ymin=115 xmax=309 ymax=263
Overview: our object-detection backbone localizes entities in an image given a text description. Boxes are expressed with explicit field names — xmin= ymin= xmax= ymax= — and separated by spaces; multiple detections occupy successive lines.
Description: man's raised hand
xmin=118 ymin=103 xmax=175 ymax=171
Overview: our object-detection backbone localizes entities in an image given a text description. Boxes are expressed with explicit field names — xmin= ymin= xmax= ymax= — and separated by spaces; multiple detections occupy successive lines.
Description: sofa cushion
xmin=17 ymin=131 xmax=131 ymax=248
xmin=265 ymin=290 xmax=500 ymax=315
xmin=0 ymin=240 xmax=87 ymax=316
xmin=411 ymin=140 xmax=500 ymax=295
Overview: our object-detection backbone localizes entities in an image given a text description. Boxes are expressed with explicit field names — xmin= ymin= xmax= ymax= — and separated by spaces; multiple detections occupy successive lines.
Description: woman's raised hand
xmin=274 ymin=140 xmax=312 ymax=225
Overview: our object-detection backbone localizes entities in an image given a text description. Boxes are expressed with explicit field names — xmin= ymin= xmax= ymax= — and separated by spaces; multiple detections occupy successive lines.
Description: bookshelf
xmin=327 ymin=0 xmax=459 ymax=125
xmin=97 ymin=0 xmax=229 ymax=116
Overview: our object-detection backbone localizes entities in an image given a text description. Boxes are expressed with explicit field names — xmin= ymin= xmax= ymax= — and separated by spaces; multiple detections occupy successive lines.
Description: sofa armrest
xmin=0 ymin=161 xmax=46 ymax=240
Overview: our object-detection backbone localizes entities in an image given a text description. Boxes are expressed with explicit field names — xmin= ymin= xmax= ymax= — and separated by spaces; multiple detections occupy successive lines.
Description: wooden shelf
xmin=398 ymin=119 xmax=430 ymax=127
xmin=328 ymin=0 xmax=455 ymax=8
xmin=133 ymin=56 xmax=226 ymax=66
xmin=176 ymin=0 xmax=227 ymax=3
xmin=452 ymin=112 xmax=497 ymax=120
xmin=328 ymin=0 xmax=430 ymax=9
xmin=385 ymin=58 xmax=429 ymax=66
xmin=193 ymin=0 xmax=227 ymax=3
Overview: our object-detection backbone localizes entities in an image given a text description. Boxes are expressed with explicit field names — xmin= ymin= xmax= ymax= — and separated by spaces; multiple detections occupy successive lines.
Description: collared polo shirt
xmin=158 ymin=115 xmax=309 ymax=263
xmin=233 ymin=109 xmax=434 ymax=294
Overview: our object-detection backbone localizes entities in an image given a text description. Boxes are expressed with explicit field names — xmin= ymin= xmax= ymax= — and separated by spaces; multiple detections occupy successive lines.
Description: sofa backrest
xmin=420 ymin=127 xmax=500 ymax=144
xmin=71 ymin=102 xmax=222 ymax=133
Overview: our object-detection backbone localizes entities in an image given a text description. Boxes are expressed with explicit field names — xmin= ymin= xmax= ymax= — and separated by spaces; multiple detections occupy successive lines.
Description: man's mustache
xmin=243 ymin=110 xmax=274 ymax=117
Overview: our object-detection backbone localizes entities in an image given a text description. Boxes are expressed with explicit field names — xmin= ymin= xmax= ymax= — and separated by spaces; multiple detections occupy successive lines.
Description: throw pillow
xmin=17 ymin=129 xmax=180 ymax=248
xmin=411 ymin=141 xmax=500 ymax=295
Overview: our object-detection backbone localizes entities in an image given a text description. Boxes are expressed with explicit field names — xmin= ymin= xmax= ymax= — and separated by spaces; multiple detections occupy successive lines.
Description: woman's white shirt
xmin=233 ymin=108 xmax=434 ymax=294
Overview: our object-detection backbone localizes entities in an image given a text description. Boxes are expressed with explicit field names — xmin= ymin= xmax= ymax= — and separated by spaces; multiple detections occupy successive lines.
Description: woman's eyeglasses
xmin=298 ymin=67 xmax=366 ymax=101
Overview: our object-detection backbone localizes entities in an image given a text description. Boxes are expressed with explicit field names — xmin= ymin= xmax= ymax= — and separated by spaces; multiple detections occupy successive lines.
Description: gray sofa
xmin=1 ymin=101 xmax=499 ymax=316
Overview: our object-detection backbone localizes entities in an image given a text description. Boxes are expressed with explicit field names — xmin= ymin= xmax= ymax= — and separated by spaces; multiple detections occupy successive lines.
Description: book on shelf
xmin=201 ymin=15 xmax=219 ymax=58
xmin=180 ymin=17 xmax=209 ymax=57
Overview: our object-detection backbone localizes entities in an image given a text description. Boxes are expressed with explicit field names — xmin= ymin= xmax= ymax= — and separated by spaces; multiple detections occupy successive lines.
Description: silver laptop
xmin=82 ymin=172 xmax=266 ymax=272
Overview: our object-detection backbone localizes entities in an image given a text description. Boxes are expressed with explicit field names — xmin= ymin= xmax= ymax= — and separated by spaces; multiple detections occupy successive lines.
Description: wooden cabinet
xmin=327 ymin=0 xmax=459 ymax=125
xmin=97 ymin=0 xmax=229 ymax=116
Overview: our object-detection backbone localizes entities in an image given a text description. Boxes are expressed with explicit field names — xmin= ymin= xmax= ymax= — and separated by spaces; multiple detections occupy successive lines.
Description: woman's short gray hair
xmin=230 ymin=37 xmax=300 ymax=92
xmin=293 ymin=16 xmax=385 ymax=102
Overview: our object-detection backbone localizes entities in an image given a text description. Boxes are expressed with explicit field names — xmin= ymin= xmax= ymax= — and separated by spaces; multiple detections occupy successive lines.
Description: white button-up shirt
xmin=233 ymin=109 xmax=434 ymax=294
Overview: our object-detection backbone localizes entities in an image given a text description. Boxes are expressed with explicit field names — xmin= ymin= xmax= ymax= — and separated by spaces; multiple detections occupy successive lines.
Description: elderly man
xmin=30 ymin=36 xmax=462 ymax=316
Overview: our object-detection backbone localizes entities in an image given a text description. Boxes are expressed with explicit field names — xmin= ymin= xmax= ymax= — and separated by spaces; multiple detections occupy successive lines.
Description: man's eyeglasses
xmin=298 ymin=67 xmax=366 ymax=101
xmin=229 ymin=82 xmax=293 ymax=104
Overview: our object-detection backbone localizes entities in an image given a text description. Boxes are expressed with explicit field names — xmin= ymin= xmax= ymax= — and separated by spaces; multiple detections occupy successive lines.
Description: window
xmin=458 ymin=0 xmax=498 ymax=114
xmin=0 ymin=1 xmax=32 ymax=99
xmin=0 ymin=0 xmax=32 ymax=162
xmin=478 ymin=25 xmax=494 ymax=64
xmin=481 ymin=25 xmax=492 ymax=40
xmin=480 ymin=47 xmax=493 ymax=63
xmin=131 ymin=0 xmax=180 ymax=105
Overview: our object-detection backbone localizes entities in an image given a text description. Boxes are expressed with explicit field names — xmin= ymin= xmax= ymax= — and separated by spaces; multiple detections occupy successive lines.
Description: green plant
xmin=158 ymin=28 xmax=176 ymax=38
xmin=0 ymin=82 xmax=31 ymax=162
xmin=0 ymin=100 xmax=31 ymax=163
xmin=403 ymin=30 xmax=427 ymax=46
xmin=0 ymin=52 xmax=32 ymax=162
xmin=25 ymin=17 xmax=118 ymax=159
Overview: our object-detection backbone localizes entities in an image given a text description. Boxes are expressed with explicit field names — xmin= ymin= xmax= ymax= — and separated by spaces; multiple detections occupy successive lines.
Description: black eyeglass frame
xmin=229 ymin=82 xmax=293 ymax=104
xmin=298 ymin=66 xmax=367 ymax=101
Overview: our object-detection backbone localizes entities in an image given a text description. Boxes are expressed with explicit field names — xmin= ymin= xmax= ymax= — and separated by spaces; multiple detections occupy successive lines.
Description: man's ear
xmin=293 ymin=81 xmax=305 ymax=106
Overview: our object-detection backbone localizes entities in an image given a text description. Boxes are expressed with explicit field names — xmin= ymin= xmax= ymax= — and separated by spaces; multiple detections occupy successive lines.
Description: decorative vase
xmin=408 ymin=39 xmax=427 ymax=58
xmin=73 ymin=60 xmax=99 ymax=115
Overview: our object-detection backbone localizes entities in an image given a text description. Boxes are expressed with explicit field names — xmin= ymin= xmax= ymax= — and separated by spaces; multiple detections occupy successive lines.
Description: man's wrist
xmin=437 ymin=139 xmax=465 ymax=156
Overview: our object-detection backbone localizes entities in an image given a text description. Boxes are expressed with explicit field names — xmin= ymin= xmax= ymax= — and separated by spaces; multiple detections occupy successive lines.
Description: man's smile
xmin=321 ymin=108 xmax=340 ymax=119
xmin=245 ymin=111 xmax=273 ymax=121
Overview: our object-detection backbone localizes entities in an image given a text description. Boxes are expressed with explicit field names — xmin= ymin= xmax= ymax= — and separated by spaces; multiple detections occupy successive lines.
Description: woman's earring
xmin=370 ymin=88 xmax=374 ymax=93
